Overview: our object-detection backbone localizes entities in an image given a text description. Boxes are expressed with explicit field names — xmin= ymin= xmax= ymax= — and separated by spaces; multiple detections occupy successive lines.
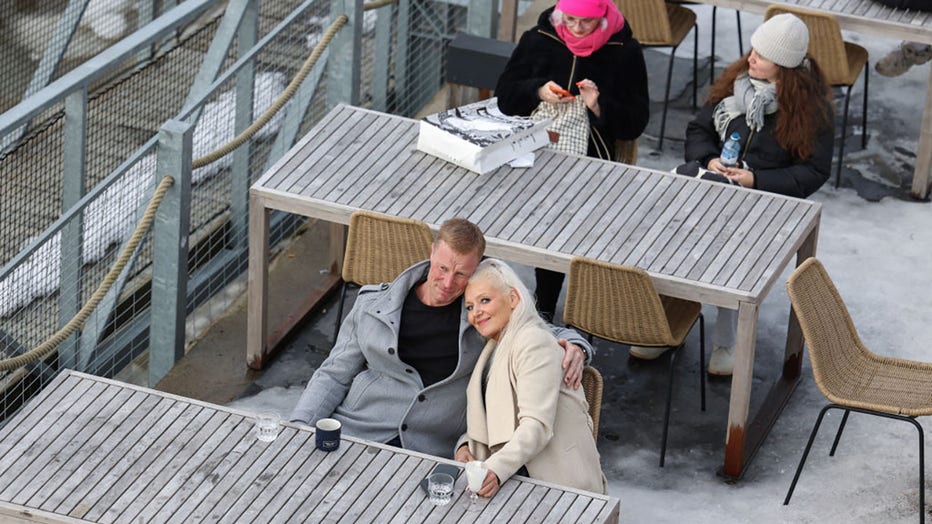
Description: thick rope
xmin=192 ymin=14 xmax=348 ymax=168
xmin=0 ymin=176 xmax=175 ymax=372
xmin=363 ymin=0 xmax=397 ymax=9
xmin=0 ymin=1 xmax=398 ymax=371
xmin=192 ymin=0 xmax=397 ymax=168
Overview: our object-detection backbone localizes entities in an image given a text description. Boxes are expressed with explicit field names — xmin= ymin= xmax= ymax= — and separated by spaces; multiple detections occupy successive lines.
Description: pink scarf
xmin=554 ymin=3 xmax=626 ymax=57
xmin=551 ymin=2 xmax=625 ymax=56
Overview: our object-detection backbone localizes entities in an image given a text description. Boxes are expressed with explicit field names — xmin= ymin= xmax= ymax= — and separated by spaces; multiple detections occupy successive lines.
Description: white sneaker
xmin=708 ymin=345 xmax=735 ymax=376
xmin=628 ymin=345 xmax=670 ymax=360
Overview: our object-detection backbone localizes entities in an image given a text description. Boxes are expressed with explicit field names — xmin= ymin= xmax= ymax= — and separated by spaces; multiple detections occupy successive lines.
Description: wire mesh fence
xmin=0 ymin=0 xmax=485 ymax=425
xmin=0 ymin=0 xmax=173 ymax=116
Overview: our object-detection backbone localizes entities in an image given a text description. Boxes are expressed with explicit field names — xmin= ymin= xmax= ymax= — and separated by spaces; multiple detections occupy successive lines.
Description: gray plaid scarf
xmin=712 ymin=74 xmax=778 ymax=142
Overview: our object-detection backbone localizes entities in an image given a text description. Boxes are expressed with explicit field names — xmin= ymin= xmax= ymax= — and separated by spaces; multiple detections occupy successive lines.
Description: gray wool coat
xmin=290 ymin=260 xmax=592 ymax=458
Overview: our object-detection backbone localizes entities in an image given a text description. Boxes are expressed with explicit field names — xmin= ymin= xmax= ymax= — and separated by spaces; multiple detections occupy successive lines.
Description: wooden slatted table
xmin=0 ymin=370 xmax=619 ymax=523
xmin=247 ymin=104 xmax=821 ymax=479
xmin=685 ymin=0 xmax=932 ymax=198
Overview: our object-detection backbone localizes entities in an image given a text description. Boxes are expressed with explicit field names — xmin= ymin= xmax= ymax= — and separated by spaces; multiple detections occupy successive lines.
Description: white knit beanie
xmin=750 ymin=14 xmax=809 ymax=68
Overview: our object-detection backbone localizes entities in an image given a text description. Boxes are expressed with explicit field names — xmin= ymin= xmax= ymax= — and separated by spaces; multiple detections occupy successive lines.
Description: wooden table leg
xmin=784 ymin=222 xmax=819 ymax=379
xmin=721 ymin=222 xmax=820 ymax=480
xmin=912 ymin=65 xmax=932 ymax=201
xmin=247 ymin=193 xmax=270 ymax=370
xmin=722 ymin=300 xmax=758 ymax=479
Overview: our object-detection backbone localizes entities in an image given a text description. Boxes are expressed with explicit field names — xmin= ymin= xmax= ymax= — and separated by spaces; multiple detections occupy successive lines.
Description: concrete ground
xmin=149 ymin=7 xmax=932 ymax=523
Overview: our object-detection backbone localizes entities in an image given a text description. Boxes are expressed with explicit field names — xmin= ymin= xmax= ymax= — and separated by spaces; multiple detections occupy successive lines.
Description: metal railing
xmin=0 ymin=0 xmax=498 ymax=423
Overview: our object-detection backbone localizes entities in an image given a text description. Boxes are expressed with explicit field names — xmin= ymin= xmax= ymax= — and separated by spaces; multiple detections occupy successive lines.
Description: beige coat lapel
xmin=465 ymin=339 xmax=495 ymax=446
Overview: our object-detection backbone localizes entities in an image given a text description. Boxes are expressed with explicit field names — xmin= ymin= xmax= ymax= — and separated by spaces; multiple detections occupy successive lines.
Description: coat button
xmin=418 ymin=394 xmax=426 ymax=402
xmin=401 ymin=424 xmax=408 ymax=431
xmin=388 ymin=348 xmax=395 ymax=355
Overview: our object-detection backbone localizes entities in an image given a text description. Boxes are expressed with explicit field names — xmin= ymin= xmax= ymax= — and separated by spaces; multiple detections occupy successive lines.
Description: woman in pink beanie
xmin=495 ymin=0 xmax=650 ymax=320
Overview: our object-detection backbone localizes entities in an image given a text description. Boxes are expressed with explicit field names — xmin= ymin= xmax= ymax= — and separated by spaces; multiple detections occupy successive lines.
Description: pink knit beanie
xmin=555 ymin=0 xmax=609 ymax=18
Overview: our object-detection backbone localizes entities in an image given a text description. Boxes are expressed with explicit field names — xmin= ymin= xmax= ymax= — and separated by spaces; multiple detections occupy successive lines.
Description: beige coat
xmin=462 ymin=322 xmax=606 ymax=494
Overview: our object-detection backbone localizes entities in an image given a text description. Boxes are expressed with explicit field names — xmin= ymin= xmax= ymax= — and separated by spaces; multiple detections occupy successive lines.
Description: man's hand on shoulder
xmin=557 ymin=339 xmax=586 ymax=390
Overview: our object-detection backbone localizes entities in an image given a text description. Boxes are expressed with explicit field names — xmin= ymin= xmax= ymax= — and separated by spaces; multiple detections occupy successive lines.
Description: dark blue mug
xmin=315 ymin=418 xmax=341 ymax=451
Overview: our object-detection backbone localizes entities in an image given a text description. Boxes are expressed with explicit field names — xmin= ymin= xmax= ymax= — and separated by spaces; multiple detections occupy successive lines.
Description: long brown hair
xmin=706 ymin=53 xmax=833 ymax=161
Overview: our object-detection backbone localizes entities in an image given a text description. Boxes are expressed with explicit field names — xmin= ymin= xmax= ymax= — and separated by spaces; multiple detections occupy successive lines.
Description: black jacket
xmin=494 ymin=7 xmax=650 ymax=160
xmin=684 ymin=102 xmax=834 ymax=198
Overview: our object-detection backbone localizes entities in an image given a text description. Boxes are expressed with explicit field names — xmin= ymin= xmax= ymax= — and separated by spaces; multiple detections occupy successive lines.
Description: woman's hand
xmin=538 ymin=81 xmax=573 ymax=104
xmin=477 ymin=469 xmax=501 ymax=498
xmin=576 ymin=78 xmax=600 ymax=117
xmin=706 ymin=158 xmax=727 ymax=174
xmin=454 ymin=444 xmax=475 ymax=463
xmin=723 ymin=167 xmax=755 ymax=188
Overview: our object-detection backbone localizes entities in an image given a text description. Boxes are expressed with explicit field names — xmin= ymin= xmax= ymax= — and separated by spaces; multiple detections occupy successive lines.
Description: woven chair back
xmin=565 ymin=257 xmax=678 ymax=346
xmin=342 ymin=211 xmax=434 ymax=285
xmin=614 ymin=0 xmax=674 ymax=44
xmin=763 ymin=5 xmax=851 ymax=86
xmin=581 ymin=366 xmax=603 ymax=441
xmin=786 ymin=258 xmax=873 ymax=399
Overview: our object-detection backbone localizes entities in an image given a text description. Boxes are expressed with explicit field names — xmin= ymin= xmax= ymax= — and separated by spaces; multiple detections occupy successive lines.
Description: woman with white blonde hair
xmin=454 ymin=259 xmax=605 ymax=498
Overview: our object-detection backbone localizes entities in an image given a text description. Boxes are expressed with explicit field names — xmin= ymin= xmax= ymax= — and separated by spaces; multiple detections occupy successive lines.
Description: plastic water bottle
xmin=720 ymin=132 xmax=741 ymax=168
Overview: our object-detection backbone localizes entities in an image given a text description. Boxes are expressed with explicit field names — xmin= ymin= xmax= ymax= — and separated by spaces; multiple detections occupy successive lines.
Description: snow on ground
xmin=225 ymin=8 xmax=932 ymax=522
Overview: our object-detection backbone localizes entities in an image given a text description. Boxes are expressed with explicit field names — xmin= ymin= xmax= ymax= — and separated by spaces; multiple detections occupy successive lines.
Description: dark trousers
xmin=534 ymin=268 xmax=565 ymax=321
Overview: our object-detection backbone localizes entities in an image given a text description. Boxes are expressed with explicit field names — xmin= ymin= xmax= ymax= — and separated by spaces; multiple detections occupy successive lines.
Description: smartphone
xmin=419 ymin=463 xmax=463 ymax=494
xmin=548 ymin=85 xmax=575 ymax=99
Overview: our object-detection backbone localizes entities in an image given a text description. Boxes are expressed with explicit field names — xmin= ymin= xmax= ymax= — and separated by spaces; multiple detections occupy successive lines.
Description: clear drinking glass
xmin=464 ymin=460 xmax=488 ymax=507
xmin=254 ymin=412 xmax=280 ymax=442
xmin=427 ymin=472 xmax=454 ymax=506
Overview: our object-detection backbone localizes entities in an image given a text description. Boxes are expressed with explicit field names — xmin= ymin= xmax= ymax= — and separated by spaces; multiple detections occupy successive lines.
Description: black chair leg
xmin=904 ymin=417 xmax=926 ymax=524
xmin=698 ymin=314 xmax=706 ymax=412
xmin=834 ymin=85 xmax=854 ymax=188
xmin=736 ymin=11 xmax=743 ymax=56
xmin=785 ymin=404 xmax=834 ymax=505
xmin=659 ymin=345 xmax=680 ymax=467
xmin=861 ymin=64 xmax=869 ymax=149
xmin=711 ymin=9 xmax=742 ymax=85
xmin=710 ymin=7 xmax=717 ymax=84
xmin=787 ymin=404 xmax=925 ymax=523
xmin=692 ymin=24 xmax=698 ymax=109
xmin=659 ymin=44 xmax=679 ymax=150
xmin=333 ymin=281 xmax=348 ymax=344
xmin=829 ymin=409 xmax=850 ymax=456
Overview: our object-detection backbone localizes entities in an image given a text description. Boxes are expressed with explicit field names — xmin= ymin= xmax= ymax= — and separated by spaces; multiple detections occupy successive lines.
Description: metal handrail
xmin=0 ymin=0 xmax=218 ymax=136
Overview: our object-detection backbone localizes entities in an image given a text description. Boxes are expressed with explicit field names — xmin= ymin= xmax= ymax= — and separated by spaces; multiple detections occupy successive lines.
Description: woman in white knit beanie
xmin=631 ymin=14 xmax=835 ymax=376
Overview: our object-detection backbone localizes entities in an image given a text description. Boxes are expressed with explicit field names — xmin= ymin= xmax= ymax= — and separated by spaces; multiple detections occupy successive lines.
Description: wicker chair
xmin=582 ymin=366 xmax=604 ymax=441
xmin=783 ymin=258 xmax=932 ymax=521
xmin=333 ymin=211 xmax=434 ymax=342
xmin=564 ymin=256 xmax=705 ymax=466
xmin=763 ymin=5 xmax=869 ymax=188
xmin=614 ymin=0 xmax=697 ymax=150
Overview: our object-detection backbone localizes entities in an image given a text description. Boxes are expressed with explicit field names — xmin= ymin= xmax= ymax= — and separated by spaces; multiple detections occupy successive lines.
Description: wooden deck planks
xmin=515 ymin=158 xmax=607 ymax=246
xmin=51 ymin=397 xmax=178 ymax=517
xmin=26 ymin=391 xmax=160 ymax=511
xmin=0 ymin=381 xmax=118 ymax=504
xmin=255 ymin=105 xmax=820 ymax=309
xmin=0 ymin=373 xmax=619 ymax=523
